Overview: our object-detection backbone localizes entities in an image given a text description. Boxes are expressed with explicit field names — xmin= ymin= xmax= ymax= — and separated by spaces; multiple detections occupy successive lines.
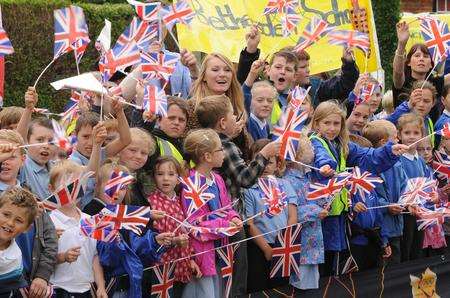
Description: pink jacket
xmin=181 ymin=170 xmax=240 ymax=276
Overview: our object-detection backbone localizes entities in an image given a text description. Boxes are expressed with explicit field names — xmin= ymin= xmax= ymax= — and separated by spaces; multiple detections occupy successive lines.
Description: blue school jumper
xmin=246 ymin=113 xmax=271 ymax=141
xmin=435 ymin=109 xmax=450 ymax=132
xmin=18 ymin=156 xmax=51 ymax=200
xmin=400 ymin=153 xmax=432 ymax=179
xmin=310 ymin=137 xmax=400 ymax=251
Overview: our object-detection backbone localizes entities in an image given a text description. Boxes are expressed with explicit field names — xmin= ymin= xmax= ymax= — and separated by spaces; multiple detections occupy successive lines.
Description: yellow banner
xmin=178 ymin=0 xmax=381 ymax=74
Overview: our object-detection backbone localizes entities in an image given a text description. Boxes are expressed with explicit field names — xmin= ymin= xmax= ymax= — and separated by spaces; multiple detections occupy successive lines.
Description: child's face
xmin=76 ymin=125 xmax=94 ymax=158
xmin=442 ymin=94 xmax=450 ymax=111
xmin=119 ymin=138 xmax=150 ymax=172
xmin=0 ymin=142 xmax=24 ymax=185
xmin=417 ymin=139 xmax=433 ymax=163
xmin=158 ymin=105 xmax=187 ymax=138
xmin=262 ymin=157 xmax=277 ymax=176
xmin=316 ymin=113 xmax=342 ymax=141
xmin=295 ymin=59 xmax=310 ymax=86
xmin=251 ymin=87 xmax=274 ymax=120
xmin=268 ymin=56 xmax=296 ymax=92
xmin=399 ymin=123 xmax=422 ymax=147
xmin=154 ymin=162 xmax=178 ymax=196
xmin=221 ymin=108 xmax=237 ymax=138
xmin=368 ymin=90 xmax=382 ymax=114
xmin=301 ymin=100 xmax=313 ymax=118
xmin=440 ymin=137 xmax=450 ymax=154
xmin=412 ymin=89 xmax=434 ymax=117
xmin=209 ymin=140 xmax=225 ymax=168
xmin=28 ymin=124 xmax=55 ymax=166
xmin=0 ymin=202 xmax=30 ymax=247
xmin=204 ymin=57 xmax=233 ymax=94
xmin=346 ymin=104 xmax=370 ymax=133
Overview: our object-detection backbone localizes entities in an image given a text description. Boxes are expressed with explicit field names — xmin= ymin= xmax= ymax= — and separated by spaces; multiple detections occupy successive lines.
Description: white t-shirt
xmin=49 ymin=209 xmax=97 ymax=293
xmin=0 ymin=239 xmax=23 ymax=281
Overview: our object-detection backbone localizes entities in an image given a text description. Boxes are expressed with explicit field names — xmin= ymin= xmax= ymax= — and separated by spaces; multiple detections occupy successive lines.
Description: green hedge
xmin=372 ymin=0 xmax=400 ymax=90
xmin=1 ymin=0 xmax=133 ymax=112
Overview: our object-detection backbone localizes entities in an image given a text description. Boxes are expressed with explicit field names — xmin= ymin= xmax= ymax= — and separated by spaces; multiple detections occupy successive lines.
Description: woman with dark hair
xmin=393 ymin=21 xmax=450 ymax=121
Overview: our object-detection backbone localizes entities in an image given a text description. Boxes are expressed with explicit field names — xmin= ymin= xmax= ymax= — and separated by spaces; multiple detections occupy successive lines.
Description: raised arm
xmin=105 ymin=97 xmax=131 ymax=157
xmin=237 ymin=25 xmax=261 ymax=84
xmin=393 ymin=22 xmax=410 ymax=89
xmin=16 ymin=87 xmax=38 ymax=142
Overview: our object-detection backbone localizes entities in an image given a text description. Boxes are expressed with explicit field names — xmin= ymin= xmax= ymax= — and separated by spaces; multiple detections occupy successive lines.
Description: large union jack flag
xmin=272 ymin=108 xmax=308 ymax=161
xmin=180 ymin=172 xmax=215 ymax=217
xmin=420 ymin=17 xmax=450 ymax=62
xmin=258 ymin=176 xmax=287 ymax=217
xmin=127 ymin=0 xmax=161 ymax=22
xmin=344 ymin=167 xmax=383 ymax=202
xmin=53 ymin=5 xmax=90 ymax=59
xmin=328 ymin=29 xmax=370 ymax=53
xmin=104 ymin=170 xmax=135 ymax=203
xmin=116 ymin=16 xmax=158 ymax=51
xmin=42 ymin=171 xmax=92 ymax=211
xmin=0 ymin=6 xmax=13 ymax=56
xmin=80 ymin=214 xmax=119 ymax=243
xmin=100 ymin=204 xmax=151 ymax=235
xmin=150 ymin=263 xmax=176 ymax=298
xmin=162 ymin=0 xmax=195 ymax=30
xmin=217 ymin=244 xmax=240 ymax=298
xmin=281 ymin=8 xmax=301 ymax=37
xmin=307 ymin=176 xmax=348 ymax=201
xmin=99 ymin=41 xmax=140 ymax=82
xmin=270 ymin=224 xmax=302 ymax=278
xmin=143 ymin=84 xmax=167 ymax=117
xmin=432 ymin=150 xmax=450 ymax=183
xmin=141 ymin=51 xmax=179 ymax=82
xmin=263 ymin=0 xmax=298 ymax=15
xmin=294 ymin=16 xmax=330 ymax=53
xmin=399 ymin=177 xmax=437 ymax=206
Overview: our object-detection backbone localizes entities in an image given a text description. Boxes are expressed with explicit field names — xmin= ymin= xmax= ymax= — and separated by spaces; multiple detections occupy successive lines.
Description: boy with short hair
xmin=362 ymin=120 xmax=407 ymax=264
xmin=0 ymin=187 xmax=38 ymax=296
xmin=246 ymin=81 xmax=276 ymax=141
xmin=0 ymin=106 xmax=25 ymax=130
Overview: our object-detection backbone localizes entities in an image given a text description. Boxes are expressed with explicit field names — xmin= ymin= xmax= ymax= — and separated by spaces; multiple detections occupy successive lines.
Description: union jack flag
xmin=289 ymin=86 xmax=310 ymax=110
xmin=438 ymin=122 xmax=450 ymax=138
xmin=272 ymin=108 xmax=308 ymax=161
xmin=150 ymin=263 xmax=176 ymax=298
xmin=307 ymin=176 xmax=348 ymax=201
xmin=432 ymin=150 xmax=450 ymax=183
xmin=116 ymin=16 xmax=158 ymax=51
xmin=258 ymin=176 xmax=287 ymax=217
xmin=52 ymin=119 xmax=72 ymax=152
xmin=417 ymin=206 xmax=450 ymax=230
xmin=53 ymin=5 xmax=90 ymax=59
xmin=399 ymin=177 xmax=437 ymax=206
xmin=162 ymin=0 xmax=195 ymax=30
xmin=104 ymin=170 xmax=135 ymax=203
xmin=217 ymin=244 xmax=240 ymax=298
xmin=180 ymin=172 xmax=215 ymax=217
xmin=357 ymin=82 xmax=376 ymax=104
xmin=99 ymin=41 xmax=140 ymax=82
xmin=143 ymin=84 xmax=167 ymax=117
xmin=100 ymin=204 xmax=151 ymax=235
xmin=344 ymin=167 xmax=383 ymax=202
xmin=294 ymin=16 xmax=330 ymax=53
xmin=270 ymin=224 xmax=302 ymax=278
xmin=281 ymin=8 xmax=301 ymax=37
xmin=328 ymin=29 xmax=370 ymax=53
xmin=191 ymin=224 xmax=240 ymax=239
xmin=263 ymin=0 xmax=298 ymax=15
xmin=141 ymin=51 xmax=179 ymax=82
xmin=42 ymin=171 xmax=92 ymax=211
xmin=60 ymin=102 xmax=79 ymax=128
xmin=127 ymin=0 xmax=161 ymax=22
xmin=420 ymin=17 xmax=450 ymax=62
xmin=0 ymin=6 xmax=13 ymax=56
xmin=80 ymin=214 xmax=119 ymax=243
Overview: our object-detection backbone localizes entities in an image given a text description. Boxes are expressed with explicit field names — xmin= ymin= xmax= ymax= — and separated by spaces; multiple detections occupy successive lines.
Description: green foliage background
xmin=0 ymin=0 xmax=400 ymax=111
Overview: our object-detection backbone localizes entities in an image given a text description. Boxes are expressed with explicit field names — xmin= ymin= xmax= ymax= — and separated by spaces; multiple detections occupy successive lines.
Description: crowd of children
xmin=0 ymin=18 xmax=449 ymax=298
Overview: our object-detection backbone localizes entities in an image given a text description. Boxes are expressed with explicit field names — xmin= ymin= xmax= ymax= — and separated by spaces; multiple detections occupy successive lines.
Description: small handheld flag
xmin=116 ymin=16 xmax=158 ymax=51
xmin=80 ymin=214 xmax=119 ymax=243
xmin=99 ymin=41 xmax=140 ymax=82
xmin=150 ymin=263 xmax=176 ymax=298
xmin=270 ymin=224 xmax=302 ymax=278
xmin=127 ymin=0 xmax=161 ymax=22
xmin=143 ymin=84 xmax=167 ymax=117
xmin=180 ymin=172 xmax=215 ymax=217
xmin=294 ymin=16 xmax=330 ymax=53
xmin=263 ymin=0 xmax=298 ymax=15
xmin=399 ymin=177 xmax=437 ymax=206
xmin=344 ymin=167 xmax=383 ymax=202
xmin=141 ymin=51 xmax=179 ymax=82
xmin=161 ymin=0 xmax=195 ymax=30
xmin=100 ymin=204 xmax=151 ymax=236
xmin=419 ymin=17 xmax=450 ymax=63
xmin=328 ymin=29 xmax=370 ymax=53
xmin=217 ymin=244 xmax=240 ymax=298
xmin=104 ymin=170 xmax=135 ymax=203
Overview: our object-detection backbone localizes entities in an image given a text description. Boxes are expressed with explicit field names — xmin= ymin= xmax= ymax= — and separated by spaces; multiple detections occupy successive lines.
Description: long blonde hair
xmin=190 ymin=53 xmax=245 ymax=118
xmin=311 ymin=101 xmax=350 ymax=158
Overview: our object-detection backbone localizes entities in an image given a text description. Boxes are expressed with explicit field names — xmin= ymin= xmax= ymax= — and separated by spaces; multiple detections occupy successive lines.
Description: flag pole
xmin=364 ymin=50 xmax=369 ymax=73
xmin=167 ymin=28 xmax=182 ymax=51
xmin=34 ymin=59 xmax=56 ymax=88
xmin=407 ymin=131 xmax=437 ymax=149
xmin=74 ymin=50 xmax=80 ymax=75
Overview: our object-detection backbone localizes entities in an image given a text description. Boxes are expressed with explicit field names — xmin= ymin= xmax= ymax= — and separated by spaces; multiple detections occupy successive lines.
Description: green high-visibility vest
xmin=309 ymin=135 xmax=348 ymax=216
xmin=426 ymin=118 xmax=435 ymax=147
xmin=156 ymin=137 xmax=184 ymax=163
xmin=270 ymin=98 xmax=282 ymax=125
